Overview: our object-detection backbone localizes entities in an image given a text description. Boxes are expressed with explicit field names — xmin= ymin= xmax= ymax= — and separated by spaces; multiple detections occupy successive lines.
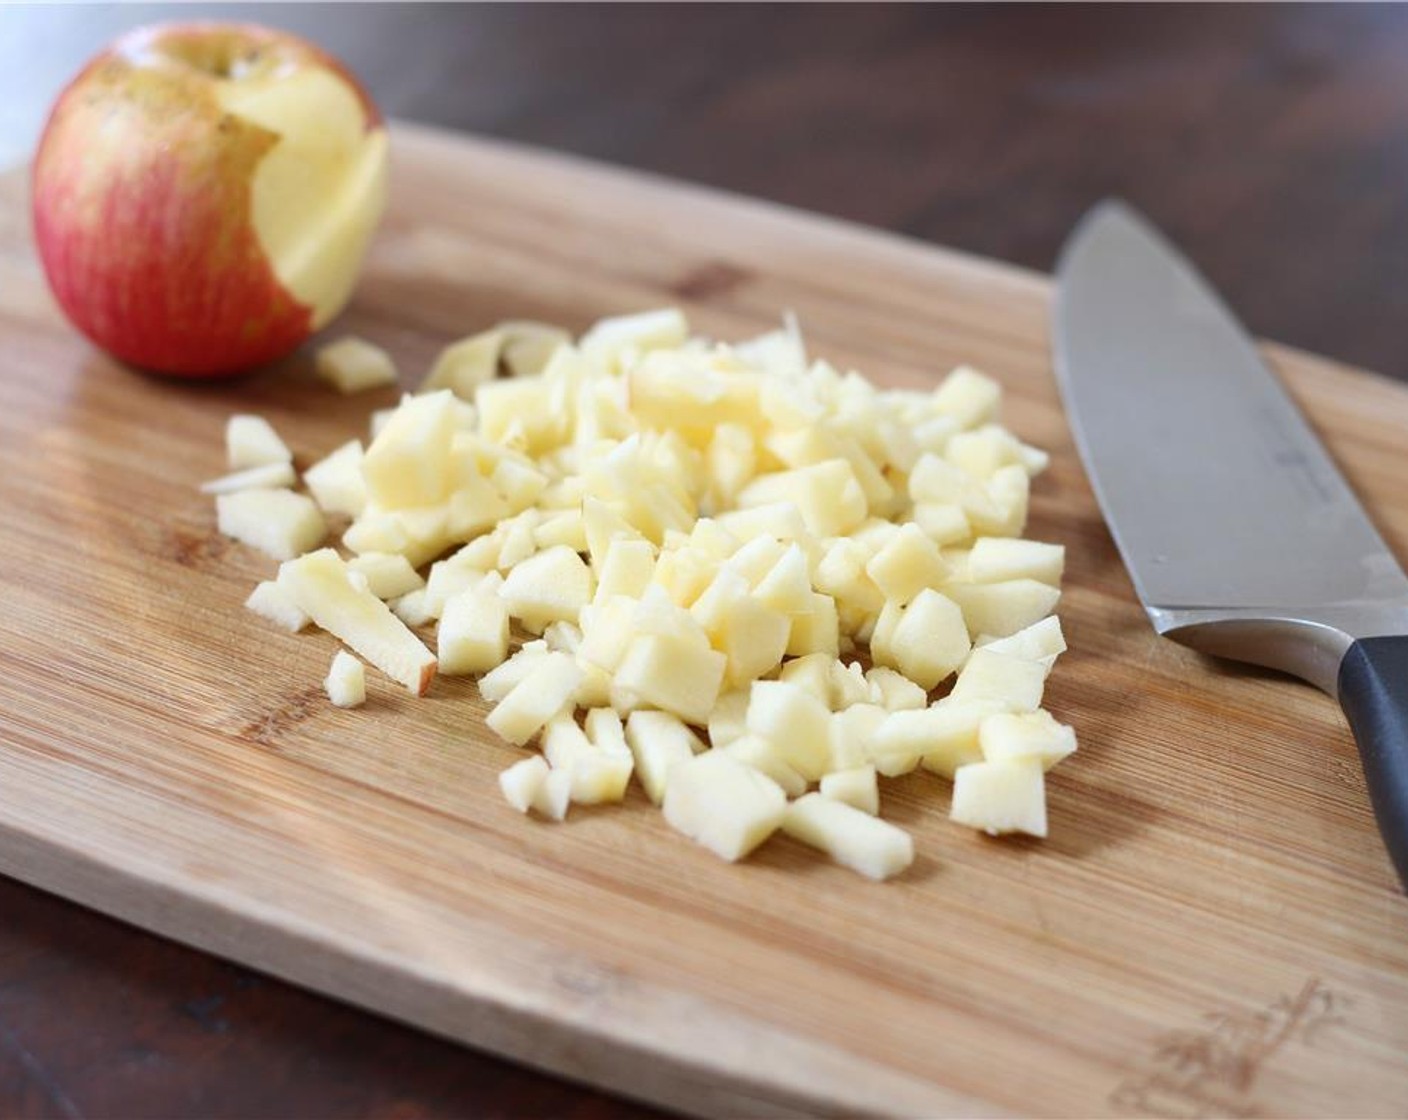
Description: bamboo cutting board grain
xmin=2 ymin=123 xmax=1407 ymax=1118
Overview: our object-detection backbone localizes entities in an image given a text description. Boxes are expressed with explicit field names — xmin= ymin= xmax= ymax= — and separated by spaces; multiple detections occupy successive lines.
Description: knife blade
xmin=1053 ymin=200 xmax=1408 ymax=888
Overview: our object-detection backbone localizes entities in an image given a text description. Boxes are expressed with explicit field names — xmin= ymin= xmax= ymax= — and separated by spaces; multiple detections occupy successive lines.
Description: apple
xmin=32 ymin=22 xmax=388 ymax=377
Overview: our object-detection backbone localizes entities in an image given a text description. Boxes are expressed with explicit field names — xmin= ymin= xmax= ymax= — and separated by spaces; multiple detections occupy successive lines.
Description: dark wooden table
xmin=4 ymin=4 xmax=1408 ymax=1117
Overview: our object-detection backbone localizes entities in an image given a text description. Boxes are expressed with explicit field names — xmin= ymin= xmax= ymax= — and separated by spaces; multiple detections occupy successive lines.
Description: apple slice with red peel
xmin=278 ymin=548 xmax=436 ymax=696
xmin=32 ymin=23 xmax=387 ymax=377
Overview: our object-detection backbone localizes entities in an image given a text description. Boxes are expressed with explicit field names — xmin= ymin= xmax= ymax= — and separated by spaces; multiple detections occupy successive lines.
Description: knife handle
xmin=1338 ymin=636 xmax=1408 ymax=890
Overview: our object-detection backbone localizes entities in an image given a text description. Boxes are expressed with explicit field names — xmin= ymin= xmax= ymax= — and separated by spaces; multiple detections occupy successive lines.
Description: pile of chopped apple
xmin=207 ymin=309 xmax=1076 ymax=880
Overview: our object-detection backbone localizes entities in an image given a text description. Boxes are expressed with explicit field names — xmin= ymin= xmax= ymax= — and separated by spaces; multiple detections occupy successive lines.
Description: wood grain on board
xmin=0 ymin=123 xmax=1406 ymax=1118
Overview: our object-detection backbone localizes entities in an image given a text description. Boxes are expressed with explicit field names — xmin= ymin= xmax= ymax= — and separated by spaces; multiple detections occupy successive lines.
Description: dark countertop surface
xmin=3 ymin=4 xmax=1406 ymax=1117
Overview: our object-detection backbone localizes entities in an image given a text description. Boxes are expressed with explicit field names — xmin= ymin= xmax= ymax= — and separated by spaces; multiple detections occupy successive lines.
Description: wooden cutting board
xmin=2 ymin=122 xmax=1407 ymax=1119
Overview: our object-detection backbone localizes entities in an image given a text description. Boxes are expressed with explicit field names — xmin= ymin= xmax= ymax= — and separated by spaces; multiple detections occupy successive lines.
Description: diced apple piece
xmin=979 ymin=710 xmax=1077 ymax=770
xmin=871 ymin=588 xmax=969 ymax=691
xmin=752 ymin=543 xmax=812 ymax=616
xmin=978 ymin=464 xmax=1031 ymax=537
xmin=226 ymin=414 xmax=292 ymax=470
xmin=543 ymin=621 xmax=583 ymax=654
xmin=745 ymin=680 xmax=831 ymax=781
xmin=582 ymin=307 xmax=689 ymax=367
xmin=542 ymin=715 xmax=633 ymax=804
xmin=662 ymin=751 xmax=786 ymax=862
xmin=943 ymin=578 xmax=1061 ymax=639
xmin=531 ymin=768 xmax=573 ymax=822
xmin=910 ymin=502 xmax=971 ymax=546
xmin=423 ymin=551 xmax=492 ymax=618
xmin=278 ymin=549 xmax=436 ymax=695
xmin=485 ymin=651 xmax=583 ymax=745
xmin=593 ymin=538 xmax=656 ymax=602
xmin=201 ymin=461 xmax=296 ymax=495
xmin=316 ymin=336 xmax=398 ymax=394
xmin=614 ymin=633 xmax=727 ymax=726
xmin=865 ymin=523 xmax=950 ymax=605
xmin=500 ymin=320 xmax=572 ymax=377
xmin=778 ymin=653 xmax=833 ymax=704
xmin=830 ymin=703 xmax=887 ymax=771
xmin=950 ymin=758 xmax=1046 ymax=837
xmin=718 ymin=522 xmax=793 ymax=579
xmin=303 ymin=439 xmax=367 ymax=517
xmin=819 ymin=766 xmax=879 ymax=815
xmin=707 ymin=689 xmax=750 ymax=749
xmin=977 ymin=615 xmax=1067 ymax=666
xmin=828 ymin=660 xmax=872 ymax=710
xmin=968 ymin=538 xmax=1064 ymax=586
xmin=324 ymin=650 xmax=366 ymax=708
xmin=783 ymin=793 xmax=912 ymax=880
xmin=865 ymin=667 xmax=927 ymax=711
xmin=500 ymin=546 xmax=594 ymax=629
xmin=421 ymin=328 xmax=503 ymax=398
xmin=625 ymin=710 xmax=704 ymax=804
xmin=217 ymin=489 xmax=327 ymax=561
xmin=362 ymin=390 xmax=457 ymax=509
xmin=577 ymin=595 xmax=638 ymax=674
xmin=347 ymin=552 xmax=424 ymax=600
xmin=391 ymin=589 xmax=433 ymax=628
xmin=786 ymin=592 xmax=840 ymax=658
xmin=721 ymin=734 xmax=807 ymax=797
xmin=737 ymin=459 xmax=867 ymax=538
xmin=931 ymin=365 xmax=1000 ymax=428
xmin=478 ymin=640 xmax=550 ymax=703
xmin=949 ymin=648 xmax=1046 ymax=712
xmin=438 ymin=584 xmax=510 ymax=675
xmin=584 ymin=707 xmax=631 ymax=756
xmin=499 ymin=755 xmax=549 ymax=814
xmin=244 ymin=579 xmax=308 ymax=632
xmin=715 ymin=596 xmax=791 ymax=688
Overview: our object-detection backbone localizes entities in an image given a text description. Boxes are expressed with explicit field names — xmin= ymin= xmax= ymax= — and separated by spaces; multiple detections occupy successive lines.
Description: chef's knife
xmin=1053 ymin=201 xmax=1408 ymax=888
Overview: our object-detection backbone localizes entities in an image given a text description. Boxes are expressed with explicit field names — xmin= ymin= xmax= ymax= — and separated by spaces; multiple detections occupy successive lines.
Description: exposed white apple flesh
xmin=324 ymin=650 xmax=366 ymax=708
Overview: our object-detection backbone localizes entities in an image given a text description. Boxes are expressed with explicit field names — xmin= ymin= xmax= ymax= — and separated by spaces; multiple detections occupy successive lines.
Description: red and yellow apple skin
xmin=32 ymin=23 xmax=388 ymax=378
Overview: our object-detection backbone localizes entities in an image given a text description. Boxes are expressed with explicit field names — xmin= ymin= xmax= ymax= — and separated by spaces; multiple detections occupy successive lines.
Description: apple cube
xmin=864 ymin=667 xmax=927 ymax=712
xmin=582 ymin=307 xmax=689 ymax=367
xmin=577 ymin=596 xmax=639 ymax=674
xmin=745 ymin=680 xmax=832 ymax=781
xmin=499 ymin=755 xmax=549 ymax=814
xmin=244 ymin=580 xmax=309 ymax=632
xmin=201 ymin=461 xmax=296 ymax=495
xmin=625 ymin=710 xmax=705 ymax=804
xmin=968 ymin=538 xmax=1064 ymax=586
xmin=737 ymin=459 xmax=867 ymax=538
xmin=979 ymin=710 xmax=1077 ymax=770
xmin=950 ymin=648 xmax=1046 ymax=712
xmin=584 ymin=708 xmax=631 ymax=756
xmin=532 ymin=768 xmax=574 ymax=822
xmin=977 ymin=615 xmax=1067 ymax=666
xmin=347 ymin=552 xmax=424 ymax=601
xmin=485 ymin=651 xmax=583 ymax=745
xmin=363 ymin=390 xmax=457 ymax=509
xmin=716 ymin=597 xmax=791 ymax=688
xmin=782 ymin=794 xmax=912 ymax=880
xmin=303 ymin=440 xmax=366 ymax=517
xmin=478 ymin=641 xmax=550 ymax=703
xmin=316 ymin=336 xmax=398 ymax=394
xmin=829 ymin=703 xmax=887 ymax=771
xmin=421 ymin=328 xmax=503 ymax=398
xmin=752 ymin=543 xmax=813 ymax=616
xmin=871 ymin=589 xmax=969 ymax=691
xmin=543 ymin=621 xmax=583 ymax=654
xmin=931 ymin=365 xmax=1000 ymax=428
xmin=542 ymin=716 xmax=633 ymax=804
xmin=613 ymin=633 xmax=727 ymax=726
xmin=437 ymin=585 xmax=510 ymax=675
xmin=391 ymin=589 xmax=433 ymax=628
xmin=720 ymin=531 xmax=791 ymax=584
xmin=217 ymin=488 xmax=327 ymax=561
xmin=279 ymin=549 xmax=436 ymax=694
xmin=778 ymin=653 xmax=833 ymax=704
xmin=910 ymin=502 xmax=971 ymax=547
xmin=324 ymin=650 xmax=366 ymax=708
xmin=828 ymin=660 xmax=872 ymax=710
xmin=943 ymin=578 xmax=1061 ymax=639
xmin=226 ymin=414 xmax=292 ymax=470
xmin=819 ymin=766 xmax=879 ymax=815
xmin=500 ymin=545 xmax=594 ymax=629
xmin=721 ymin=735 xmax=808 ymax=797
xmin=662 ymin=751 xmax=787 ymax=862
xmin=865 ymin=523 xmax=950 ymax=605
xmin=706 ymin=689 xmax=750 ymax=749
xmin=786 ymin=592 xmax=840 ymax=658
xmin=594 ymin=538 xmax=657 ymax=602
xmin=950 ymin=758 xmax=1047 ymax=837
xmin=500 ymin=320 xmax=571 ymax=377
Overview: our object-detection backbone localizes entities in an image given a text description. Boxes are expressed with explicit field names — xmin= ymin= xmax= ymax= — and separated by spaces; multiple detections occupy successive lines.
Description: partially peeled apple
xmin=32 ymin=23 xmax=388 ymax=377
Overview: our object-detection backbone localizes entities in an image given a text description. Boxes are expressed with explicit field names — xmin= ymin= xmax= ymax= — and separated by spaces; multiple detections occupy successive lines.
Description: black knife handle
xmin=1338 ymin=636 xmax=1408 ymax=889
